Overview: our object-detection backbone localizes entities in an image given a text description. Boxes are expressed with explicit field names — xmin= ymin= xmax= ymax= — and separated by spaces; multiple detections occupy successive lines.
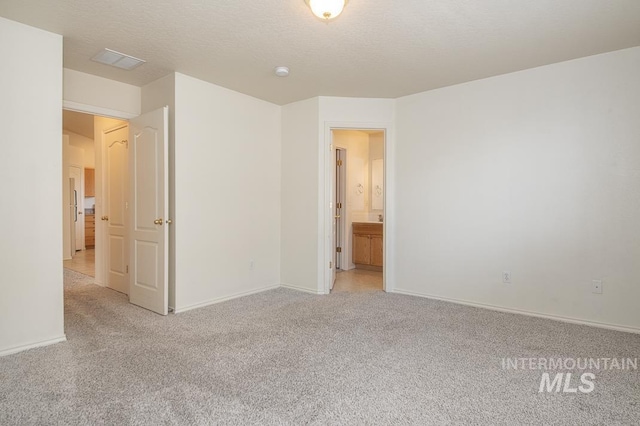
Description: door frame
xmin=335 ymin=147 xmax=347 ymax=271
xmin=321 ymin=121 xmax=394 ymax=295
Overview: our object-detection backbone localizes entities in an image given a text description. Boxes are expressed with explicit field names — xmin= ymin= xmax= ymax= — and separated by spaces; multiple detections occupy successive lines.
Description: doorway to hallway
xmin=61 ymin=105 xmax=170 ymax=316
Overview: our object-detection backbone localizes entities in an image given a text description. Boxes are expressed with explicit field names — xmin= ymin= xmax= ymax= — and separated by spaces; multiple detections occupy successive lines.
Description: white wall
xmin=173 ymin=73 xmax=281 ymax=312
xmin=394 ymin=47 xmax=640 ymax=331
xmin=142 ymin=73 xmax=176 ymax=309
xmin=0 ymin=17 xmax=64 ymax=355
xmin=279 ymin=96 xmax=395 ymax=293
xmin=64 ymin=130 xmax=95 ymax=168
xmin=63 ymin=68 xmax=141 ymax=118
xmin=281 ymin=98 xmax=321 ymax=293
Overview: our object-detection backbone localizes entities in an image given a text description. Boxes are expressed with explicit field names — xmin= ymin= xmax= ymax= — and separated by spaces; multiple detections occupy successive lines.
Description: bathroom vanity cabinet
xmin=352 ymin=222 xmax=383 ymax=270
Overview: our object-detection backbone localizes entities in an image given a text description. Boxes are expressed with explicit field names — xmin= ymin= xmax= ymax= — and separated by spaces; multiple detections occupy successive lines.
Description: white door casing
xmin=103 ymin=125 xmax=129 ymax=295
xmin=128 ymin=107 xmax=169 ymax=316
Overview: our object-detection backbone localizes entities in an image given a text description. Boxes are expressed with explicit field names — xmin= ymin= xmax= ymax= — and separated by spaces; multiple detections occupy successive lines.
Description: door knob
xmin=101 ymin=216 xmax=109 ymax=221
xmin=166 ymin=219 xmax=173 ymax=225
xmin=154 ymin=218 xmax=163 ymax=225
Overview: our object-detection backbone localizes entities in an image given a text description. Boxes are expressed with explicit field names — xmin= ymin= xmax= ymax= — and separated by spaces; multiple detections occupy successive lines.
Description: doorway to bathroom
xmin=330 ymin=129 xmax=385 ymax=293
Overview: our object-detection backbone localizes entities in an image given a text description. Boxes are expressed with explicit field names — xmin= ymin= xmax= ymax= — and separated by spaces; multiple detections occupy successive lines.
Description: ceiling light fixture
xmin=91 ymin=48 xmax=146 ymax=70
xmin=304 ymin=0 xmax=349 ymax=21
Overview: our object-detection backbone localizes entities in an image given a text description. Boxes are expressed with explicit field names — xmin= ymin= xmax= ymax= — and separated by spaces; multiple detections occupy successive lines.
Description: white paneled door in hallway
xmin=128 ymin=107 xmax=169 ymax=315
xmin=104 ymin=124 xmax=129 ymax=295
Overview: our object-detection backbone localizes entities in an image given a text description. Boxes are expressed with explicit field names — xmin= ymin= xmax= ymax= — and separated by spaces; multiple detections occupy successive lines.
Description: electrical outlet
xmin=502 ymin=271 xmax=511 ymax=284
xmin=592 ymin=280 xmax=603 ymax=294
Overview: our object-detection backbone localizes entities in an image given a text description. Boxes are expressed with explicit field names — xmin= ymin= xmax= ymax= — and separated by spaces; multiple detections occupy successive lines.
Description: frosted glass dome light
xmin=305 ymin=0 xmax=349 ymax=21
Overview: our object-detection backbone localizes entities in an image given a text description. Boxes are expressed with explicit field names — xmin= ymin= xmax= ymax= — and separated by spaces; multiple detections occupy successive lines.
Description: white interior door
xmin=329 ymin=150 xmax=340 ymax=290
xmin=129 ymin=106 xmax=169 ymax=315
xmin=105 ymin=125 xmax=129 ymax=294
xmin=69 ymin=167 xmax=84 ymax=250
xmin=69 ymin=178 xmax=76 ymax=255
xmin=335 ymin=149 xmax=345 ymax=272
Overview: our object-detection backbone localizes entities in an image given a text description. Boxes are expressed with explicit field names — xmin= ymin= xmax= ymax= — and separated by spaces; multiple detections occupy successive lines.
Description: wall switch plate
xmin=502 ymin=271 xmax=511 ymax=284
xmin=592 ymin=280 xmax=603 ymax=294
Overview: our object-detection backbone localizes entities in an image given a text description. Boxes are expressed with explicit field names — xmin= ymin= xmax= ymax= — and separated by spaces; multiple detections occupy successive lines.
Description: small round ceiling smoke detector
xmin=275 ymin=66 xmax=290 ymax=77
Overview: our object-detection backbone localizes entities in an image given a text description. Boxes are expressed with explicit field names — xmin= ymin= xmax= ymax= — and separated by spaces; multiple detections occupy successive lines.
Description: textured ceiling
xmin=1 ymin=0 xmax=639 ymax=105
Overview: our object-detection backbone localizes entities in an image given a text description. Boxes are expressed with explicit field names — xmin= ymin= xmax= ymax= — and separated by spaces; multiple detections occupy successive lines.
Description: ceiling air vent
xmin=91 ymin=48 xmax=146 ymax=70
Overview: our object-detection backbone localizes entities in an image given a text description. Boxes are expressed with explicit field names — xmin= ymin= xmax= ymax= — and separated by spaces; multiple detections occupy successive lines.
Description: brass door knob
xmin=101 ymin=216 xmax=109 ymax=221
xmin=166 ymin=219 xmax=173 ymax=225
xmin=154 ymin=218 xmax=163 ymax=225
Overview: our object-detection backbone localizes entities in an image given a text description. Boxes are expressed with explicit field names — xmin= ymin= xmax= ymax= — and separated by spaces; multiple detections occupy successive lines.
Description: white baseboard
xmin=280 ymin=284 xmax=325 ymax=295
xmin=174 ymin=285 xmax=280 ymax=314
xmin=0 ymin=335 xmax=67 ymax=358
xmin=392 ymin=288 xmax=640 ymax=335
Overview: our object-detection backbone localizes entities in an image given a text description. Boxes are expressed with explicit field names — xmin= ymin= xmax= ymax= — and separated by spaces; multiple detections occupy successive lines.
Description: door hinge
xmin=329 ymin=261 xmax=333 ymax=269
xmin=337 ymin=160 xmax=343 ymax=166
xmin=126 ymin=265 xmax=129 ymax=273
xmin=336 ymin=247 xmax=342 ymax=253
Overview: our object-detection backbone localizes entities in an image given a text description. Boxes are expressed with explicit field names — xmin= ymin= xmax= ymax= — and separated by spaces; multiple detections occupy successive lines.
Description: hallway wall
xmin=0 ymin=17 xmax=64 ymax=355
xmin=173 ymin=73 xmax=282 ymax=312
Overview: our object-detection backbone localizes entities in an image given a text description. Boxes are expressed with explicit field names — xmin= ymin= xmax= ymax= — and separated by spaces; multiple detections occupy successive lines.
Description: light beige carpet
xmin=0 ymin=269 xmax=639 ymax=425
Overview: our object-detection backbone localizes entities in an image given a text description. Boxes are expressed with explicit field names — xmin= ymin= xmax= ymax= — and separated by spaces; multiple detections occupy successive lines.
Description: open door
xmin=104 ymin=124 xmax=129 ymax=294
xmin=332 ymin=148 xmax=345 ymax=290
xmin=69 ymin=167 xmax=84 ymax=251
xmin=128 ymin=106 xmax=169 ymax=315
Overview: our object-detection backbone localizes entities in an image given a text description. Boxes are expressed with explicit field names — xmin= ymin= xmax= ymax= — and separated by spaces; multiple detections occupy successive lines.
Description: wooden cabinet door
xmin=85 ymin=215 xmax=95 ymax=247
xmin=353 ymin=234 xmax=371 ymax=265
xmin=371 ymin=235 xmax=383 ymax=267
xmin=85 ymin=168 xmax=95 ymax=197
